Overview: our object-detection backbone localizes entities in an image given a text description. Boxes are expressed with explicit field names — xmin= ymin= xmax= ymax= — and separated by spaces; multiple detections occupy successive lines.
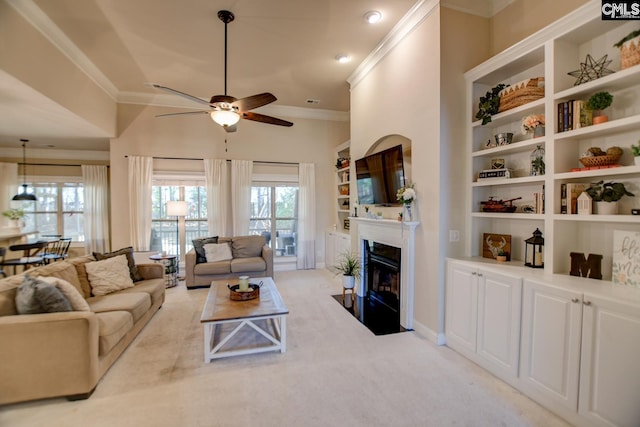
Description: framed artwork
xmin=491 ymin=158 xmax=505 ymax=169
xmin=612 ymin=230 xmax=640 ymax=287
xmin=482 ymin=233 xmax=511 ymax=260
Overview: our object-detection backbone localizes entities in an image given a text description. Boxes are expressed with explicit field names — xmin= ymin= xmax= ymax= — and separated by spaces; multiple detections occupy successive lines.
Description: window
xmin=21 ymin=181 xmax=84 ymax=241
xmin=150 ymin=184 xmax=207 ymax=257
xmin=250 ymin=184 xmax=298 ymax=257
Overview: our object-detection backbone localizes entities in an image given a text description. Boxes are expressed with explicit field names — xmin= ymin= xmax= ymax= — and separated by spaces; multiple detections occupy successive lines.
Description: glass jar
xmin=530 ymin=144 xmax=545 ymax=176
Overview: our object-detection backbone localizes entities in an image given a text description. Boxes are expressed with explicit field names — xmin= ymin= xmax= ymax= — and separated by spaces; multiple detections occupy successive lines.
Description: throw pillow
xmin=15 ymin=275 xmax=73 ymax=314
xmin=93 ymin=246 xmax=143 ymax=282
xmin=204 ymin=242 xmax=233 ymax=263
xmin=232 ymin=235 xmax=266 ymax=258
xmin=85 ymin=255 xmax=135 ymax=296
xmin=192 ymin=236 xmax=218 ymax=263
xmin=39 ymin=276 xmax=90 ymax=312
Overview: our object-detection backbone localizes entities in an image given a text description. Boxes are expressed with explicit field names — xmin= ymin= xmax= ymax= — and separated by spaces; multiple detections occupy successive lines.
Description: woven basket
xmin=579 ymin=155 xmax=621 ymax=167
xmin=498 ymin=77 xmax=545 ymax=113
xmin=621 ymin=35 xmax=640 ymax=70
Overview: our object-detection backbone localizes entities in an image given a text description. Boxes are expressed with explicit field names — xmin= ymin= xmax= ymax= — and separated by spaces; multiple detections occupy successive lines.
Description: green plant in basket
xmin=614 ymin=29 xmax=640 ymax=48
xmin=475 ymin=83 xmax=508 ymax=125
xmin=631 ymin=143 xmax=640 ymax=157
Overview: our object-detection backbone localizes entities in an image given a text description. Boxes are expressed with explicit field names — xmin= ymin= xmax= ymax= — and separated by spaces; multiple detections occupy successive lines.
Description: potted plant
xmin=632 ymin=142 xmax=640 ymax=166
xmin=475 ymin=83 xmax=508 ymax=125
xmin=2 ymin=208 xmax=25 ymax=229
xmin=334 ymin=250 xmax=361 ymax=289
xmin=496 ymin=250 xmax=508 ymax=262
xmin=521 ymin=114 xmax=545 ymax=138
xmin=614 ymin=28 xmax=640 ymax=69
xmin=585 ymin=180 xmax=634 ymax=214
xmin=587 ymin=91 xmax=613 ymax=124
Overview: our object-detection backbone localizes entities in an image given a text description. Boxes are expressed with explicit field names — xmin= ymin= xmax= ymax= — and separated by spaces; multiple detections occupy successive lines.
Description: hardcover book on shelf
xmin=478 ymin=168 xmax=512 ymax=179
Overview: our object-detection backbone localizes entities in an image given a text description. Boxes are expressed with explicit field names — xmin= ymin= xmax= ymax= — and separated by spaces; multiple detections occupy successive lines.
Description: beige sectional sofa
xmin=0 ymin=254 xmax=165 ymax=404
xmin=185 ymin=235 xmax=273 ymax=289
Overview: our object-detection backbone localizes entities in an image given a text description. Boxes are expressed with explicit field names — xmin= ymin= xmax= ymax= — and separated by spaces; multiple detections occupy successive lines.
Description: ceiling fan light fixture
xmin=210 ymin=110 xmax=240 ymax=127
xmin=335 ymin=54 xmax=351 ymax=63
xmin=364 ymin=10 xmax=382 ymax=24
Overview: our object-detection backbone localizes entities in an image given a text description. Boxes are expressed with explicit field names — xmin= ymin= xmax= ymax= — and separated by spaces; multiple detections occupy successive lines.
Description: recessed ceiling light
xmin=335 ymin=54 xmax=351 ymax=64
xmin=364 ymin=10 xmax=382 ymax=24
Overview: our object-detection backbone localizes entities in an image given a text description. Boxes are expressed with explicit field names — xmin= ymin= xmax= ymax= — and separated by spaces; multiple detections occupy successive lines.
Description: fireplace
xmin=365 ymin=241 xmax=401 ymax=316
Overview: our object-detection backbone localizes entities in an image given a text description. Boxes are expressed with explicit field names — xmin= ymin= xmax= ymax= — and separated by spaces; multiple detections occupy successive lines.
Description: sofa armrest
xmin=185 ymin=249 xmax=197 ymax=287
xmin=262 ymin=244 xmax=274 ymax=278
xmin=0 ymin=311 xmax=100 ymax=404
xmin=136 ymin=263 xmax=164 ymax=280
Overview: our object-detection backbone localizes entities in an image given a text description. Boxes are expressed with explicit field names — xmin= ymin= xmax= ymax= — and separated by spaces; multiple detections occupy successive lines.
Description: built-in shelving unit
xmin=464 ymin=4 xmax=640 ymax=280
xmin=335 ymin=141 xmax=351 ymax=232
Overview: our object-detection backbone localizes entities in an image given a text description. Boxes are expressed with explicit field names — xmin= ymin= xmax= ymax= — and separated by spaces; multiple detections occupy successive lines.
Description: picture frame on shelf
xmin=482 ymin=233 xmax=512 ymax=261
xmin=612 ymin=230 xmax=640 ymax=287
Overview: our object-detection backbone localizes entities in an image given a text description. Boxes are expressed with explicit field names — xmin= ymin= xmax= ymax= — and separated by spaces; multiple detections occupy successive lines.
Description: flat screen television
xmin=355 ymin=145 xmax=405 ymax=206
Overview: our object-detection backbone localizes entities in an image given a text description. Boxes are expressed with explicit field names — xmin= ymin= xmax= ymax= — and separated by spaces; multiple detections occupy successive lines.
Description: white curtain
xmin=82 ymin=165 xmax=110 ymax=253
xmin=0 ymin=163 xmax=18 ymax=228
xmin=297 ymin=163 xmax=316 ymax=269
xmin=231 ymin=160 xmax=253 ymax=236
xmin=128 ymin=156 xmax=153 ymax=250
xmin=203 ymin=159 xmax=229 ymax=237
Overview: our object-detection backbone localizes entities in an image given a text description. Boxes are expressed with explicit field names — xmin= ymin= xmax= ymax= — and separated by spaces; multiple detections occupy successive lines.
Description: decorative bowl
xmin=578 ymin=155 xmax=621 ymax=167
xmin=228 ymin=283 xmax=262 ymax=301
xmin=494 ymin=133 xmax=514 ymax=146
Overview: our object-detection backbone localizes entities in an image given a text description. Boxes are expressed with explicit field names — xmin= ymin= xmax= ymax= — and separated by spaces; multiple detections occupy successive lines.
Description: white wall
xmin=110 ymin=103 xmax=349 ymax=263
xmin=350 ymin=6 xmax=442 ymax=334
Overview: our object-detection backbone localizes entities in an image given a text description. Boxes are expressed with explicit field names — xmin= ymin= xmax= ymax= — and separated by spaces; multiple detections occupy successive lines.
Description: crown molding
xmin=347 ymin=0 xmax=439 ymax=90
xmin=7 ymin=0 xmax=119 ymax=101
xmin=118 ymin=91 xmax=349 ymax=122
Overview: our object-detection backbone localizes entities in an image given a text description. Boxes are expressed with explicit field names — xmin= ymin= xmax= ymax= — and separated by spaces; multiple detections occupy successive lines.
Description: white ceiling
xmin=0 ymin=0 xmax=511 ymax=152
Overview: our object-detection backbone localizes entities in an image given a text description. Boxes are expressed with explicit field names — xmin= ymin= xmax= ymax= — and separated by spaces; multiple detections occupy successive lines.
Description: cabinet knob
xmin=571 ymin=298 xmax=579 ymax=303
xmin=472 ymin=272 xmax=477 ymax=275
xmin=583 ymin=300 xmax=592 ymax=306
xmin=478 ymin=273 xmax=483 ymax=277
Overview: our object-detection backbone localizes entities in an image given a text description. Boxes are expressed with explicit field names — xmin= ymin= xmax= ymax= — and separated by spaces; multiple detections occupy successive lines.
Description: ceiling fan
xmin=148 ymin=10 xmax=293 ymax=133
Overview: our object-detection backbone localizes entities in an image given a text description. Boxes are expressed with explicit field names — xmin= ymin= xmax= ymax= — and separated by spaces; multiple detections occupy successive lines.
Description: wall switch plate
xmin=449 ymin=230 xmax=460 ymax=242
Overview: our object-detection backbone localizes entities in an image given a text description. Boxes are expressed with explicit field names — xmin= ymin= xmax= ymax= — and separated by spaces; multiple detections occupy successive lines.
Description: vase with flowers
xmin=2 ymin=208 xmax=25 ymax=229
xmin=396 ymin=183 xmax=416 ymax=222
xmin=521 ymin=114 xmax=545 ymax=138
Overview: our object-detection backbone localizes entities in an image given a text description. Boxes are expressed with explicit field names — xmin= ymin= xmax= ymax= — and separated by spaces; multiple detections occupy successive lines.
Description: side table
xmin=149 ymin=254 xmax=178 ymax=288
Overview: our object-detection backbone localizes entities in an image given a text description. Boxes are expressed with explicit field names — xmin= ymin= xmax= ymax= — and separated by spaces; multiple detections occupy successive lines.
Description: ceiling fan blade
xmin=232 ymin=93 xmax=277 ymax=112
xmin=155 ymin=111 xmax=210 ymax=118
xmin=147 ymin=83 xmax=211 ymax=106
xmin=242 ymin=112 xmax=293 ymax=127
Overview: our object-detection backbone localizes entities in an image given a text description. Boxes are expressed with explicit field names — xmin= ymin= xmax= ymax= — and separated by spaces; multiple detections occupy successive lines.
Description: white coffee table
xmin=200 ymin=277 xmax=289 ymax=362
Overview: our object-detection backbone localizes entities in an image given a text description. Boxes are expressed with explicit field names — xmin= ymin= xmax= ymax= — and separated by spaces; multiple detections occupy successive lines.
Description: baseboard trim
xmin=411 ymin=320 xmax=446 ymax=345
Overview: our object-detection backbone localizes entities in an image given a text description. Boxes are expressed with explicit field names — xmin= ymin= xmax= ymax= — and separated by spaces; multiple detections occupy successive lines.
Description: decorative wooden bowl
xmin=579 ymin=155 xmax=621 ymax=167
xmin=228 ymin=283 xmax=261 ymax=301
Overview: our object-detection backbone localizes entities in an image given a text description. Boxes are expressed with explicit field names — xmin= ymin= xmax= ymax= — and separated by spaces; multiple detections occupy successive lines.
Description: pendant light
xmin=13 ymin=139 xmax=37 ymax=201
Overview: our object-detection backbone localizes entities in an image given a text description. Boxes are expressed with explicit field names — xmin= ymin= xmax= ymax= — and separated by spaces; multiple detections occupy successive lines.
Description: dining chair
xmin=0 ymin=241 xmax=47 ymax=275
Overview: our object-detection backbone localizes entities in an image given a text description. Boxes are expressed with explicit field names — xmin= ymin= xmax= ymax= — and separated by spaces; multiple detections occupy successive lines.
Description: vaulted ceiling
xmin=0 ymin=0 xmax=511 ymax=151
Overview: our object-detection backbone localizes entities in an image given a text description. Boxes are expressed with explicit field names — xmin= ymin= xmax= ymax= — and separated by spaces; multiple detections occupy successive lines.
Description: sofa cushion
xmin=231 ymin=235 xmax=266 ymax=258
xmin=192 ymin=236 xmax=218 ymax=264
xmin=204 ymin=242 xmax=233 ymax=262
xmin=67 ymin=255 xmax=97 ymax=298
xmin=30 ymin=261 xmax=84 ymax=296
xmin=117 ymin=279 xmax=165 ymax=307
xmin=87 ymin=292 xmax=151 ymax=323
xmin=39 ymin=276 xmax=90 ymax=312
xmin=96 ymin=311 xmax=133 ymax=356
xmin=15 ymin=276 xmax=72 ymax=314
xmin=0 ymin=276 xmax=25 ymax=316
xmin=230 ymin=257 xmax=267 ymax=273
xmin=194 ymin=260 xmax=231 ymax=275
xmin=85 ymin=255 xmax=135 ymax=296
xmin=94 ymin=247 xmax=143 ymax=282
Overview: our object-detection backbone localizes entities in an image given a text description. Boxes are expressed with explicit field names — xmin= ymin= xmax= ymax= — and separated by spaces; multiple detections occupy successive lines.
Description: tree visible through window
xmin=251 ymin=185 xmax=298 ymax=257
xmin=21 ymin=182 xmax=84 ymax=241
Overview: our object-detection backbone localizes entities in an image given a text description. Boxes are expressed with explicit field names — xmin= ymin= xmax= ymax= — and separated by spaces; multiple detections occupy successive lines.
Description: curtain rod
xmin=123 ymin=155 xmax=298 ymax=166
xmin=20 ymin=162 xmax=109 ymax=168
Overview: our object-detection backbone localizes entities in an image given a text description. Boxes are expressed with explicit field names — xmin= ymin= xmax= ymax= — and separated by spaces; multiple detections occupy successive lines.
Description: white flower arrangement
xmin=521 ymin=114 xmax=545 ymax=134
xmin=396 ymin=183 xmax=416 ymax=205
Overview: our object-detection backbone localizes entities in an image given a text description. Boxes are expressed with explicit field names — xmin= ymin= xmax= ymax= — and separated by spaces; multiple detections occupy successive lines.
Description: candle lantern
xmin=525 ymin=228 xmax=544 ymax=268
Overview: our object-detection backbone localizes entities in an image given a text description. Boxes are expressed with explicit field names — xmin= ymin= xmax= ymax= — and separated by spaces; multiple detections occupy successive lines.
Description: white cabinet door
xmin=476 ymin=269 xmax=522 ymax=379
xmin=579 ymin=295 xmax=640 ymax=427
xmin=325 ymin=232 xmax=336 ymax=272
xmin=445 ymin=261 xmax=478 ymax=356
xmin=335 ymin=234 xmax=351 ymax=257
xmin=520 ymin=279 xmax=583 ymax=412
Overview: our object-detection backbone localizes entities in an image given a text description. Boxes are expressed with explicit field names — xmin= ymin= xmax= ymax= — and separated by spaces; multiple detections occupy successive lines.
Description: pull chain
xmin=225 ymin=138 xmax=228 ymax=152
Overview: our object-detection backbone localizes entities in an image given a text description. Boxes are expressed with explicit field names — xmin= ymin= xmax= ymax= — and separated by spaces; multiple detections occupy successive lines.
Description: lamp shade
xmin=13 ymin=139 xmax=37 ymax=201
xmin=13 ymin=184 xmax=36 ymax=201
xmin=166 ymin=200 xmax=188 ymax=217
xmin=210 ymin=109 xmax=240 ymax=127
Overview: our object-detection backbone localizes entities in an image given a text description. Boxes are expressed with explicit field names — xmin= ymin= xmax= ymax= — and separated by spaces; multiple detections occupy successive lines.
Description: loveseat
xmin=185 ymin=235 xmax=273 ymax=289
xmin=0 ymin=249 xmax=165 ymax=404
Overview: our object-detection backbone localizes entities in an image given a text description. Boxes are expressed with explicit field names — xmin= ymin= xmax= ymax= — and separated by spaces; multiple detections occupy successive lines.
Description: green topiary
xmin=587 ymin=91 xmax=613 ymax=111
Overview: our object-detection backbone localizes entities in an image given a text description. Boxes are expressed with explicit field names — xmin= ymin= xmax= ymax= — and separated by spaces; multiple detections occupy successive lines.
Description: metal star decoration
xmin=568 ymin=54 xmax=615 ymax=86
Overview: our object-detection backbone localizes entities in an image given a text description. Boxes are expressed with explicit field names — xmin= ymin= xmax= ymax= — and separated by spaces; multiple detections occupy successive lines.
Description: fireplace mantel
xmin=350 ymin=217 xmax=419 ymax=329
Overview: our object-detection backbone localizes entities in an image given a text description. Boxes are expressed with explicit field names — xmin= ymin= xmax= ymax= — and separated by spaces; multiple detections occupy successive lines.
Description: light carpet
xmin=0 ymin=269 xmax=569 ymax=427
